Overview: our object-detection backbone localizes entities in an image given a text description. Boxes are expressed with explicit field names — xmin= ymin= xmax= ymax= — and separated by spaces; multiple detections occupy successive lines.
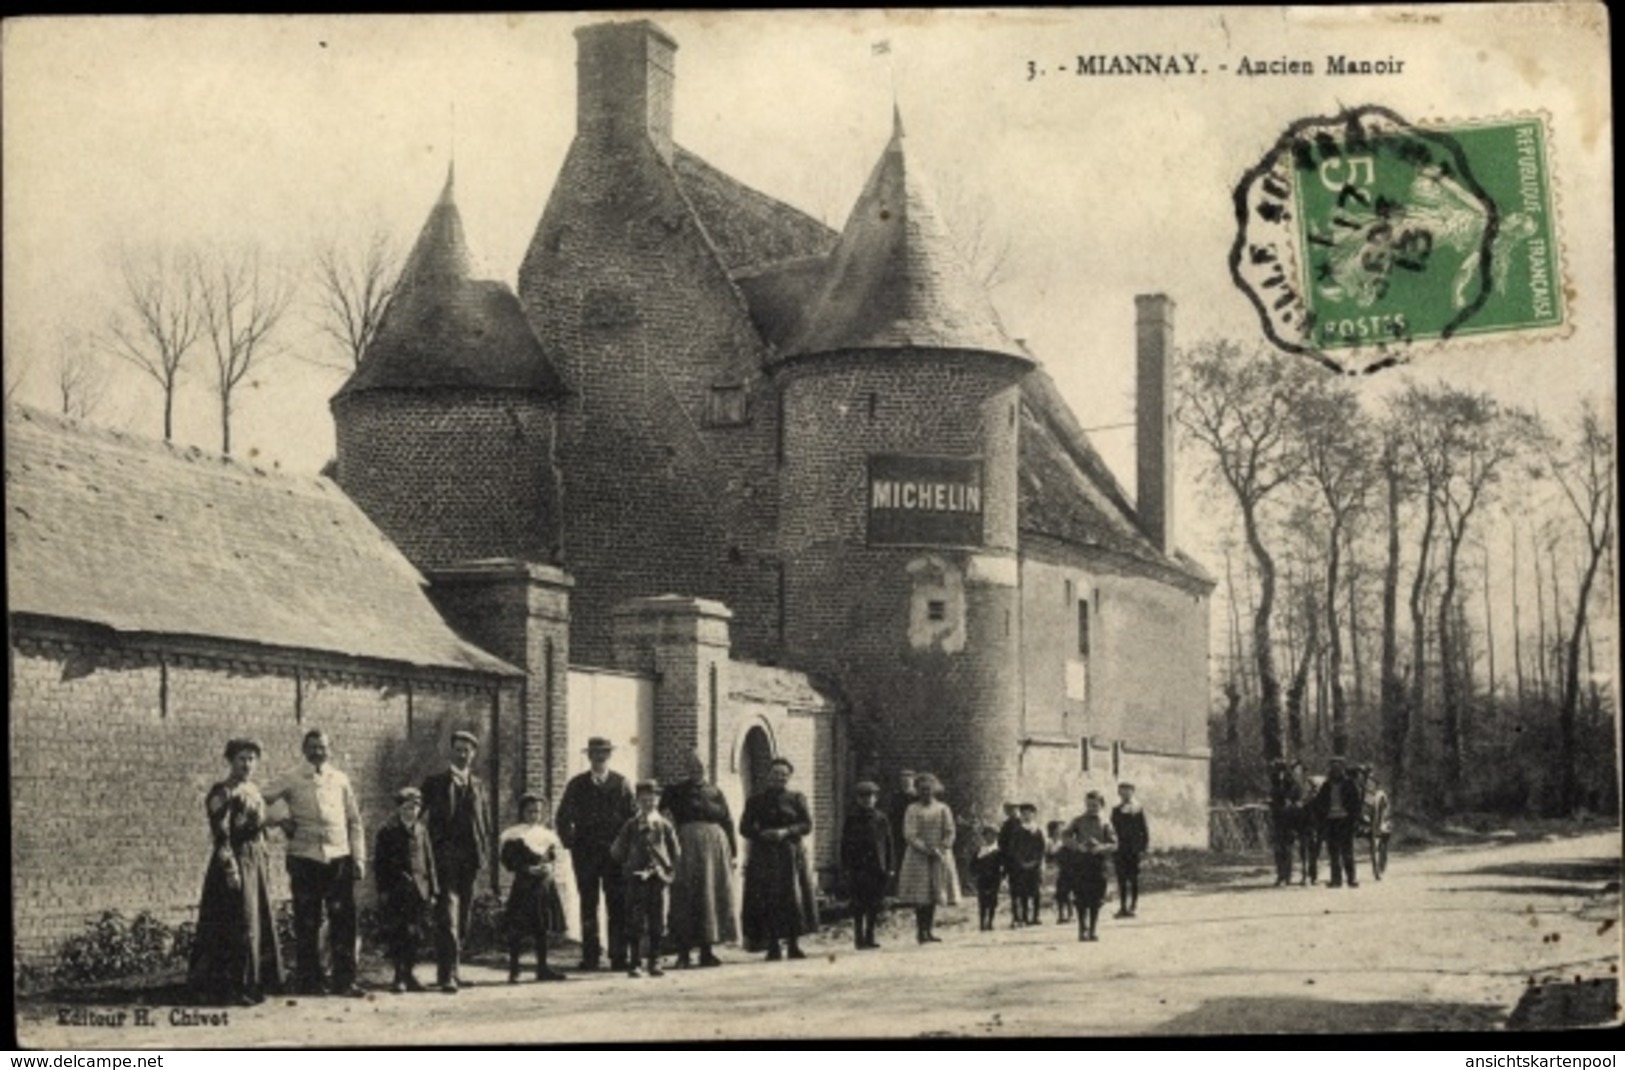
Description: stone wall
xmin=9 ymin=622 xmax=516 ymax=965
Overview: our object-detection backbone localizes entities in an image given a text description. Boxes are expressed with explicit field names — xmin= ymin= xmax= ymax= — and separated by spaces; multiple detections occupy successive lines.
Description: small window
xmin=1080 ymin=738 xmax=1090 ymax=773
xmin=1077 ymin=599 xmax=1091 ymax=657
xmin=1064 ymin=578 xmax=1075 ymax=605
xmin=707 ymin=385 xmax=748 ymax=427
xmin=927 ymin=600 xmax=947 ymax=622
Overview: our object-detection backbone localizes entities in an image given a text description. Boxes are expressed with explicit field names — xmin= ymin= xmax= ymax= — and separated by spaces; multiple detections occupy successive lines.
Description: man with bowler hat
xmin=420 ymin=729 xmax=493 ymax=992
xmin=555 ymin=736 xmax=636 ymax=970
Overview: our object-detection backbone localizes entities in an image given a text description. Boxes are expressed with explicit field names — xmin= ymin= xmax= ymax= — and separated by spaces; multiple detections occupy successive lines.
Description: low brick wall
xmin=10 ymin=623 xmax=515 ymax=966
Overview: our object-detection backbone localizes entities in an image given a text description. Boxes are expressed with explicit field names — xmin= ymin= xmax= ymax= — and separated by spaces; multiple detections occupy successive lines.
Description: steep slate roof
xmin=4 ymin=407 xmax=519 ymax=676
xmin=672 ymin=147 xmax=836 ymax=272
xmin=731 ymin=254 xmax=829 ymax=350
xmin=336 ymin=167 xmax=566 ymax=400
xmin=783 ymin=112 xmax=1027 ymax=362
xmin=1019 ymin=371 xmax=1212 ymax=588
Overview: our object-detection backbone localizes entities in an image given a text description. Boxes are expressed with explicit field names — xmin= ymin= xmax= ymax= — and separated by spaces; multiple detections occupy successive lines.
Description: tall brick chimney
xmin=1135 ymin=294 xmax=1176 ymax=556
xmin=574 ymin=20 xmax=677 ymax=163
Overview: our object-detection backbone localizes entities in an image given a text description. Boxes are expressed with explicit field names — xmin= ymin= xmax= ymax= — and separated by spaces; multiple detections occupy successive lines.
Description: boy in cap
xmin=556 ymin=737 xmax=636 ymax=970
xmin=375 ymin=787 xmax=438 ymax=993
xmin=610 ymin=779 xmax=681 ymax=977
xmin=1111 ymin=782 xmax=1149 ymax=918
xmin=839 ymin=780 xmax=893 ymax=950
xmin=420 ymin=729 xmax=492 ymax=993
xmin=970 ymin=825 xmax=1004 ymax=931
xmin=499 ymin=792 xmax=568 ymax=983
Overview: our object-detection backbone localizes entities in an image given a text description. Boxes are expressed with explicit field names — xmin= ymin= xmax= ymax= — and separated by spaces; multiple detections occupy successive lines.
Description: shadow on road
xmin=1438 ymin=883 xmax=1617 ymax=899
xmin=1150 ymin=995 xmax=1504 ymax=1035
xmin=1507 ymin=977 xmax=1619 ymax=1031
xmin=1446 ymin=857 xmax=1620 ymax=886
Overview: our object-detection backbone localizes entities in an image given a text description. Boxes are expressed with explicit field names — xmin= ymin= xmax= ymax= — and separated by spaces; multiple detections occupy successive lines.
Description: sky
xmin=3 ymin=9 xmax=1615 ymax=639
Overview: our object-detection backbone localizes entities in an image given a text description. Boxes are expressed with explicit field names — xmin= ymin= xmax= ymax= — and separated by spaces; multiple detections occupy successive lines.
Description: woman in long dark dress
xmin=739 ymin=757 xmax=819 ymax=960
xmin=661 ymin=751 xmax=738 ymax=968
xmin=189 ymin=738 xmax=283 ymax=1005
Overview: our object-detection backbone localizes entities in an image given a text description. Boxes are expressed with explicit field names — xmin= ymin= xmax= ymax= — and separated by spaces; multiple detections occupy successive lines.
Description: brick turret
xmin=332 ymin=165 xmax=567 ymax=571
xmin=774 ymin=112 xmax=1033 ymax=825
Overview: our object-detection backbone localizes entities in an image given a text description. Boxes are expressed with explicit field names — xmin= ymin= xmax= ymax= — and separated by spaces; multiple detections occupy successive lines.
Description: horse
xmin=1267 ymin=763 xmax=1325 ymax=885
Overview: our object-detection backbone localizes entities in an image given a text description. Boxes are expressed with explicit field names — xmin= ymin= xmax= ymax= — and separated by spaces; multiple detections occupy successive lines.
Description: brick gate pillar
xmin=610 ymin=596 xmax=732 ymax=787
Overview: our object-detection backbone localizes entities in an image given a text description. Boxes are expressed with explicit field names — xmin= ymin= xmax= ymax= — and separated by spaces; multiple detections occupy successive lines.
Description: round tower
xmin=331 ymin=166 xmax=568 ymax=571
xmin=773 ymin=112 xmax=1033 ymax=825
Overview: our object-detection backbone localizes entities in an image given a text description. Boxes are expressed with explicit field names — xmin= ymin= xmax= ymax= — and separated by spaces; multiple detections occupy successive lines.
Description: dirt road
xmin=18 ymin=830 xmax=1620 ymax=1045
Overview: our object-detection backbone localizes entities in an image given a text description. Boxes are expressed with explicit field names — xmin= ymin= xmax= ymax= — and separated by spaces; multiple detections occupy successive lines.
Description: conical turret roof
xmin=396 ymin=163 xmax=472 ymax=293
xmin=337 ymin=165 xmax=566 ymax=400
xmin=783 ymin=111 xmax=1026 ymax=363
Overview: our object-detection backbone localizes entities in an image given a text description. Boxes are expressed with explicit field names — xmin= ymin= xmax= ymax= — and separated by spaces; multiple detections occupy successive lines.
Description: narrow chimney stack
xmin=1135 ymin=294 xmax=1176 ymax=557
xmin=574 ymin=20 xmax=677 ymax=163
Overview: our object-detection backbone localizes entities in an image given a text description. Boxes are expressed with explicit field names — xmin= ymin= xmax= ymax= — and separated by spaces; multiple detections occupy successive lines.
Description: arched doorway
xmin=740 ymin=725 xmax=775 ymax=798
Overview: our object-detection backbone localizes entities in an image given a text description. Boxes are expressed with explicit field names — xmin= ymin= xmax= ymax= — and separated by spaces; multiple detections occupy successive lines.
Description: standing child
xmin=1111 ymin=782 xmax=1150 ymax=918
xmin=498 ymin=792 xmax=568 ymax=983
xmin=1007 ymin=803 xmax=1046 ymax=927
xmin=969 ymin=826 xmax=1003 ymax=931
xmin=375 ymin=787 xmax=438 ymax=994
xmin=995 ymin=803 xmax=1021 ymax=924
xmin=1064 ymin=790 xmax=1117 ymax=942
xmin=839 ymin=781 xmax=893 ymax=950
xmin=610 ymin=779 xmax=681 ymax=977
xmin=1046 ymin=820 xmax=1075 ymax=924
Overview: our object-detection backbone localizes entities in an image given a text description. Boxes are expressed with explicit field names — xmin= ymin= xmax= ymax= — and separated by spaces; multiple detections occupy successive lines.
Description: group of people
xmin=838 ymin=773 xmax=1152 ymax=949
xmin=1268 ymin=754 xmax=1380 ymax=889
xmin=973 ymin=784 xmax=1150 ymax=942
xmin=188 ymin=730 xmax=1155 ymax=1007
xmin=190 ymin=728 xmax=505 ymax=1004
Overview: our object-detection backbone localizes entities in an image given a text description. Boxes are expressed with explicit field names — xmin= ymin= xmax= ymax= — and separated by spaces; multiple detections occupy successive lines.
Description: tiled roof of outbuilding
xmin=783 ymin=112 xmax=1027 ymax=363
xmin=336 ymin=167 xmax=566 ymax=400
xmin=673 ymin=148 xmax=836 ymax=272
xmin=4 ymin=407 xmax=520 ymax=676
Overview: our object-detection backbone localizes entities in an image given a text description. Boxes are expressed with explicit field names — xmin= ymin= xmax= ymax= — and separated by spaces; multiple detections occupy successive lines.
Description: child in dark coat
xmin=1006 ymin=803 xmax=1046 ymax=926
xmin=1046 ymin=820 xmax=1075 ymax=924
xmin=1111 ymin=782 xmax=1150 ymax=917
xmin=839 ymin=781 xmax=893 ymax=950
xmin=610 ymin=779 xmax=682 ymax=977
xmin=499 ymin=792 xmax=568 ymax=983
xmin=969 ymin=825 xmax=1003 ymax=931
xmin=375 ymin=787 xmax=439 ymax=993
xmin=1064 ymin=790 xmax=1117 ymax=942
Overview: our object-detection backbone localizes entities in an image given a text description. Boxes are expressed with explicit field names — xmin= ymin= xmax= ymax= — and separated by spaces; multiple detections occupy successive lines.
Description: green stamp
xmin=1231 ymin=107 xmax=1566 ymax=374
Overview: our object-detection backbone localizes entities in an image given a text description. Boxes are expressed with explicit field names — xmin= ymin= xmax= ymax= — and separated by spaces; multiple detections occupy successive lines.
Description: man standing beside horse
xmin=1267 ymin=759 xmax=1303 ymax=886
xmin=1314 ymin=756 xmax=1364 ymax=889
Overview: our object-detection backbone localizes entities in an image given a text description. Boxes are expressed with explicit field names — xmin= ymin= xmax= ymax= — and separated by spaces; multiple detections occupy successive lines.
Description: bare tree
xmin=106 ymin=245 xmax=203 ymax=441
xmin=1394 ymin=383 xmax=1539 ymax=802
xmin=1543 ymin=399 xmax=1615 ymax=813
xmin=310 ymin=227 xmax=400 ymax=371
xmin=4 ymin=348 xmax=32 ymax=405
xmin=195 ymin=246 xmax=295 ymax=456
xmin=52 ymin=325 xmax=110 ymax=421
xmin=936 ymin=173 xmax=1015 ymax=291
xmin=1292 ymin=373 xmax=1377 ymax=756
xmin=1177 ymin=340 xmax=1314 ymax=762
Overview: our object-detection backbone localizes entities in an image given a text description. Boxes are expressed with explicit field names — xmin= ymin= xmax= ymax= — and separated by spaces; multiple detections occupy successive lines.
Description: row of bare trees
xmin=19 ymin=229 xmax=401 ymax=457
xmin=1180 ymin=341 xmax=1615 ymax=818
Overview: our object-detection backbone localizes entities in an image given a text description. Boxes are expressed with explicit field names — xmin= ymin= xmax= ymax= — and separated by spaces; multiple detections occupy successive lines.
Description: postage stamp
xmin=1232 ymin=106 xmax=1568 ymax=374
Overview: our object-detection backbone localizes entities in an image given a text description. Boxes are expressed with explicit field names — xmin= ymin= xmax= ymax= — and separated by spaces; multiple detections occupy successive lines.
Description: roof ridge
xmin=5 ymin=404 xmax=334 ymax=495
xmin=673 ymin=145 xmax=836 ymax=243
